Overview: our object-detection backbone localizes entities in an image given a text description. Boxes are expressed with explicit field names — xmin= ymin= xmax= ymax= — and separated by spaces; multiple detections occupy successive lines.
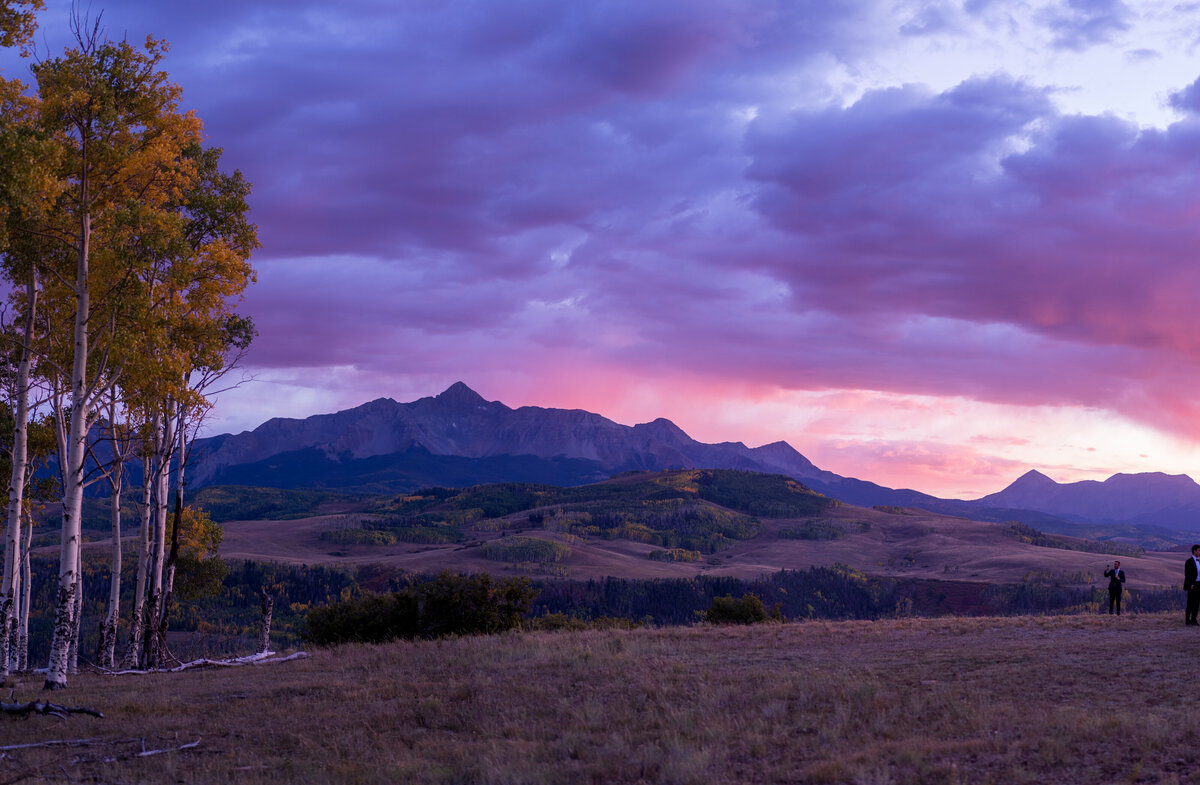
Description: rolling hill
xmin=197 ymin=468 xmax=1186 ymax=592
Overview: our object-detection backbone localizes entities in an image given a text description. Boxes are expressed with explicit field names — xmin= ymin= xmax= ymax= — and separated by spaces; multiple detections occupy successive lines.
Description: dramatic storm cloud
xmin=6 ymin=0 xmax=1200 ymax=497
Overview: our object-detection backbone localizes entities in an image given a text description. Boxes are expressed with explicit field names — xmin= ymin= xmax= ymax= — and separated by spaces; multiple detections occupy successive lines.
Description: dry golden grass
xmin=2 ymin=612 xmax=1196 ymax=784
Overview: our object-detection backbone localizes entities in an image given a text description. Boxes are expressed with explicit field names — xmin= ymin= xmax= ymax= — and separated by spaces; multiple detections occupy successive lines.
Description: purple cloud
xmin=11 ymin=0 xmax=1200 ymax=475
xmin=1170 ymin=76 xmax=1200 ymax=114
xmin=1039 ymin=0 xmax=1133 ymax=51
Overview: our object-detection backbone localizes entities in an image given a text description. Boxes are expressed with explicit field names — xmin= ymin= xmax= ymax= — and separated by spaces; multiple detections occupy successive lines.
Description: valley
xmin=211 ymin=482 xmax=1187 ymax=590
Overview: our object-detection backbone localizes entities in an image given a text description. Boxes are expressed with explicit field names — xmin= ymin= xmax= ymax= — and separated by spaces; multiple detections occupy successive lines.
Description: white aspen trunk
xmin=16 ymin=513 xmax=31 ymax=672
xmin=124 ymin=448 xmax=154 ymax=667
xmin=99 ymin=400 xmax=124 ymax=669
xmin=100 ymin=464 xmax=122 ymax=667
xmin=0 ymin=596 xmax=11 ymax=682
xmin=1 ymin=274 xmax=36 ymax=680
xmin=44 ymin=212 xmax=90 ymax=691
xmin=150 ymin=410 xmax=171 ymax=599
xmin=156 ymin=403 xmax=187 ymax=663
xmin=258 ymin=588 xmax=274 ymax=654
xmin=2 ymin=538 xmax=16 ymax=674
xmin=175 ymin=405 xmax=187 ymax=510
xmin=68 ymin=561 xmax=82 ymax=673
xmin=145 ymin=408 xmax=172 ymax=668
xmin=159 ymin=513 xmax=177 ymax=664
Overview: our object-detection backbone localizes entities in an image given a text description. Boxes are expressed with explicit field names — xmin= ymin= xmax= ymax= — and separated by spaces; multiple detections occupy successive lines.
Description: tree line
xmin=0 ymin=5 xmax=256 ymax=689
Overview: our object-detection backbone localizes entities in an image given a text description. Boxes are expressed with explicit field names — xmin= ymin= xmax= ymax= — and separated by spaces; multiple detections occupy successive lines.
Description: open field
xmin=3 ymin=612 xmax=1199 ymax=784
xmin=212 ymin=502 xmax=1189 ymax=589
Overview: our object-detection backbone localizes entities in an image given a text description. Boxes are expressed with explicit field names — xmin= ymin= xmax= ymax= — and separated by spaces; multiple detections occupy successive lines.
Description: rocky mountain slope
xmin=190 ymin=382 xmax=837 ymax=491
xmin=189 ymin=382 xmax=1200 ymax=534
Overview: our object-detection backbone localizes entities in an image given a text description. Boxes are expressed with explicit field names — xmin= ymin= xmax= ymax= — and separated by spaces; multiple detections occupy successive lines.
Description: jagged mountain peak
xmin=633 ymin=418 xmax=694 ymax=442
xmin=1010 ymin=469 xmax=1057 ymax=488
xmin=434 ymin=381 xmax=491 ymax=406
xmin=354 ymin=397 xmax=400 ymax=411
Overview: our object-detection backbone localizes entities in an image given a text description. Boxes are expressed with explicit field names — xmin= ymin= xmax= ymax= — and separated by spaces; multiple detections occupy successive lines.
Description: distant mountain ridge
xmin=190 ymin=382 xmax=840 ymax=492
xmin=978 ymin=469 xmax=1200 ymax=530
xmin=189 ymin=382 xmax=1200 ymax=534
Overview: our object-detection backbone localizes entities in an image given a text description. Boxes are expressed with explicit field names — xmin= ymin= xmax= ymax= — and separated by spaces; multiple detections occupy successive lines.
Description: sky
xmin=5 ymin=0 xmax=1200 ymax=500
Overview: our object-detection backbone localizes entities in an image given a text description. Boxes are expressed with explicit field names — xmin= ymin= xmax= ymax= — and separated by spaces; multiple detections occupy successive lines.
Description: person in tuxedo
xmin=1103 ymin=561 xmax=1125 ymax=615
xmin=1185 ymin=545 xmax=1200 ymax=626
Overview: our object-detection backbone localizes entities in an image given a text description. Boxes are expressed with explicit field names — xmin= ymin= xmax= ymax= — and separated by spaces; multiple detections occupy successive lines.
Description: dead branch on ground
xmin=0 ymin=737 xmax=122 ymax=751
xmin=100 ymin=650 xmax=309 ymax=676
xmin=137 ymin=738 xmax=200 ymax=757
xmin=0 ymin=701 xmax=103 ymax=719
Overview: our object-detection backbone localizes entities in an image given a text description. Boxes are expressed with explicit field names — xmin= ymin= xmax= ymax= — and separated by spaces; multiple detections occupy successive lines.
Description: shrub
xmin=705 ymin=593 xmax=769 ymax=625
xmin=305 ymin=571 xmax=534 ymax=645
xmin=304 ymin=592 xmax=419 ymax=644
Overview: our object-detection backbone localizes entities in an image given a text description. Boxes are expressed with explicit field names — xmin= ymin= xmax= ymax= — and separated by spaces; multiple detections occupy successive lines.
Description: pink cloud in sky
xmin=7 ymin=0 xmax=1200 ymax=497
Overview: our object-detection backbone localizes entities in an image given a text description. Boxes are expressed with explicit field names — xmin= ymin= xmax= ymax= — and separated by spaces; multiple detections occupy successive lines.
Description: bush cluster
xmin=321 ymin=528 xmax=398 ymax=546
xmin=705 ymin=593 xmax=770 ymax=625
xmin=648 ymin=548 xmax=703 ymax=562
xmin=319 ymin=522 xmax=462 ymax=546
xmin=304 ymin=571 xmax=535 ymax=645
xmin=480 ymin=536 xmax=571 ymax=564
xmin=779 ymin=519 xmax=871 ymax=541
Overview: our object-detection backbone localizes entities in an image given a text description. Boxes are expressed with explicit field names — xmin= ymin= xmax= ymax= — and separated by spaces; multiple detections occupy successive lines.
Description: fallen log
xmin=0 ymin=701 xmax=103 ymax=719
xmin=100 ymin=650 xmax=309 ymax=676
xmin=0 ymin=737 xmax=115 ymax=751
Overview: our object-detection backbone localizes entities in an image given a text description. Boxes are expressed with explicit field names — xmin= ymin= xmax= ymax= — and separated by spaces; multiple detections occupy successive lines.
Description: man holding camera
xmin=1103 ymin=560 xmax=1126 ymax=615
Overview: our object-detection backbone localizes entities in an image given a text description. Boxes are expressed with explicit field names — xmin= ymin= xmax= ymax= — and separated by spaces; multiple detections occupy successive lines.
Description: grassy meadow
xmin=2 ymin=612 xmax=1198 ymax=784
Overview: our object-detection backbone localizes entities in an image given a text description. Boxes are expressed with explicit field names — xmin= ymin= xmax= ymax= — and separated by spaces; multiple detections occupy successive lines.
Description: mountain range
xmin=189 ymin=382 xmax=1200 ymax=535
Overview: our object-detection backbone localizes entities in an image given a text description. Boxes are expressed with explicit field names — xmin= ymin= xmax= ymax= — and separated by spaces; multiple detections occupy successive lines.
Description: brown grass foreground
xmin=0 ymin=613 xmax=1196 ymax=784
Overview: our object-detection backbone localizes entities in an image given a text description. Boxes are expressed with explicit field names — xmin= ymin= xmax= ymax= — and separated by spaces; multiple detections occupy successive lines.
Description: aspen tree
xmin=150 ymin=144 xmax=256 ymax=664
xmin=2 ymin=14 xmax=254 ymax=679
xmin=0 ymin=0 xmax=41 ymax=682
xmin=0 ymin=277 xmax=36 ymax=679
xmin=0 ymin=24 xmax=57 ymax=680
xmin=30 ymin=24 xmax=202 ymax=689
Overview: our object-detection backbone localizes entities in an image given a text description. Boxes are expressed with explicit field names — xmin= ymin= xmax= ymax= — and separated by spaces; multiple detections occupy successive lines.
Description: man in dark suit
xmin=1103 ymin=561 xmax=1126 ymax=615
xmin=1185 ymin=545 xmax=1200 ymax=626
